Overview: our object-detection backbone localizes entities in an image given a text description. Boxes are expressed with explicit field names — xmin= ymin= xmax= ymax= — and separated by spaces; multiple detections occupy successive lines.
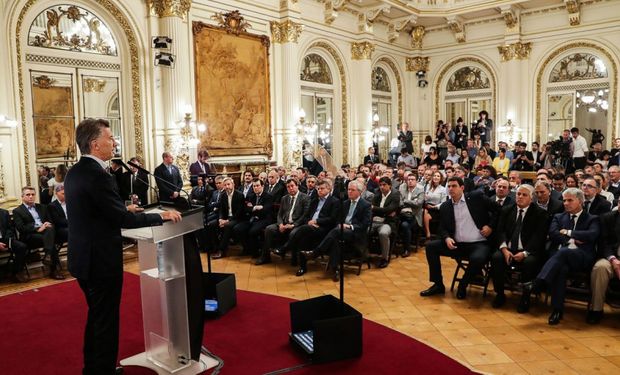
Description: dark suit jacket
xmin=438 ymin=190 xmax=498 ymax=242
xmin=371 ymin=191 xmax=401 ymax=230
xmin=538 ymin=197 xmax=564 ymax=222
xmin=398 ymin=130 xmax=414 ymax=154
xmin=65 ymin=157 xmax=163 ymax=280
xmin=218 ymin=190 xmax=247 ymax=221
xmin=47 ymin=200 xmax=68 ymax=230
xmin=340 ymin=198 xmax=372 ymax=242
xmin=0 ymin=208 xmax=17 ymax=242
xmin=586 ymin=194 xmax=612 ymax=216
xmin=277 ymin=192 xmax=310 ymax=227
xmin=245 ymin=192 xmax=274 ymax=223
xmin=189 ymin=161 xmax=211 ymax=177
xmin=266 ymin=181 xmax=286 ymax=204
xmin=489 ymin=194 xmax=514 ymax=209
xmin=12 ymin=203 xmax=49 ymax=241
xmin=363 ymin=154 xmax=380 ymax=164
xmin=119 ymin=171 xmax=150 ymax=205
xmin=599 ymin=211 xmax=620 ymax=260
xmin=549 ymin=211 xmax=600 ymax=255
xmin=511 ymin=151 xmax=535 ymax=171
xmin=496 ymin=204 xmax=549 ymax=256
xmin=205 ymin=189 xmax=223 ymax=222
xmin=153 ymin=163 xmax=183 ymax=201
xmin=308 ymin=195 xmax=340 ymax=229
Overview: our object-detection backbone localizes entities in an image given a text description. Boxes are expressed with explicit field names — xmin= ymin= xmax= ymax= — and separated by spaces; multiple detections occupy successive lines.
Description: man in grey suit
xmin=256 ymin=179 xmax=310 ymax=265
xmin=370 ymin=177 xmax=401 ymax=268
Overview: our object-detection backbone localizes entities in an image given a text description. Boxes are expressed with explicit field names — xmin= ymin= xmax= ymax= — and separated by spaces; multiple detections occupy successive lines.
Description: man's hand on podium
xmin=160 ymin=210 xmax=182 ymax=223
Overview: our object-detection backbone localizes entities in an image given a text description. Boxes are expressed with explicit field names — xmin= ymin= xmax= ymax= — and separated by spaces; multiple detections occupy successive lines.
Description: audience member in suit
xmin=65 ymin=119 xmax=181 ymax=374
xmin=454 ymin=165 xmax=475 ymax=193
xmin=238 ymin=170 xmax=256 ymax=200
xmin=398 ymin=173 xmax=425 ymax=257
xmin=491 ymin=184 xmax=549 ymax=312
xmin=153 ymin=151 xmax=185 ymax=206
xmin=510 ymin=142 xmax=535 ymax=171
xmin=13 ymin=187 xmax=63 ymax=280
xmin=607 ymin=166 xmax=620 ymax=199
xmin=207 ymin=177 xmax=247 ymax=259
xmin=302 ymin=180 xmax=371 ymax=281
xmin=233 ymin=179 xmax=273 ymax=257
xmin=120 ymin=157 xmax=150 ymax=205
xmin=421 ymin=178 xmax=498 ymax=300
xmin=370 ymin=177 xmax=401 ymax=268
xmin=188 ymin=149 xmax=211 ymax=186
xmin=536 ymin=172 xmax=563 ymax=201
xmin=304 ymin=175 xmax=318 ymax=202
xmin=205 ymin=176 xmax=225 ymax=224
xmin=47 ymin=183 xmax=68 ymax=245
xmin=363 ymin=147 xmax=380 ymax=165
xmin=534 ymin=181 xmax=564 ymax=221
xmin=398 ymin=122 xmax=414 ymax=154
xmin=522 ymin=188 xmax=601 ymax=325
xmin=190 ymin=176 xmax=212 ymax=206
xmin=0 ymin=208 xmax=29 ymax=282
xmin=581 ymin=176 xmax=611 ymax=216
xmin=589 ymin=207 xmax=620 ymax=324
xmin=489 ymin=177 xmax=514 ymax=208
xmin=358 ymin=177 xmax=375 ymax=204
xmin=266 ymin=170 xmax=286 ymax=204
xmin=256 ymin=179 xmax=310 ymax=265
xmin=292 ymin=180 xmax=340 ymax=275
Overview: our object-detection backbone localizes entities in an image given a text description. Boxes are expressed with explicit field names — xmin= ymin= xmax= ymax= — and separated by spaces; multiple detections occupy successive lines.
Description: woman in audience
xmin=48 ymin=164 xmax=67 ymax=202
xmin=423 ymin=171 xmax=446 ymax=239
xmin=492 ymin=148 xmax=510 ymax=176
xmin=459 ymin=149 xmax=474 ymax=170
xmin=423 ymin=147 xmax=443 ymax=169
xmin=595 ymin=150 xmax=611 ymax=171
xmin=421 ymin=135 xmax=436 ymax=159
xmin=474 ymin=147 xmax=492 ymax=169
xmin=565 ymin=174 xmax=578 ymax=188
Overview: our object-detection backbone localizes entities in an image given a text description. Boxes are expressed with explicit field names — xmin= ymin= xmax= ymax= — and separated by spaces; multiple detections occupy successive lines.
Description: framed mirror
xmin=81 ymin=74 xmax=121 ymax=157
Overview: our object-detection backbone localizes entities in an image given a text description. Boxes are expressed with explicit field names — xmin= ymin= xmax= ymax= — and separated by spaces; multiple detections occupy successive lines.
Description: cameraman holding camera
xmin=510 ymin=142 xmax=535 ymax=171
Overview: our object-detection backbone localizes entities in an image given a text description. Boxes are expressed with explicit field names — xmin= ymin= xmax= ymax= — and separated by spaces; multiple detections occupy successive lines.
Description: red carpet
xmin=0 ymin=274 xmax=476 ymax=374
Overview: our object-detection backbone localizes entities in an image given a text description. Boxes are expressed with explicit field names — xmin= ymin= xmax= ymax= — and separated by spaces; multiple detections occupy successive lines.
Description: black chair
xmin=450 ymin=256 xmax=492 ymax=297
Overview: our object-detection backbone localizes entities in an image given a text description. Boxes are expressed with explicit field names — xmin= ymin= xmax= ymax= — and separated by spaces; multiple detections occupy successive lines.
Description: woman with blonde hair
xmin=423 ymin=171 xmax=446 ymax=239
xmin=474 ymin=147 xmax=492 ymax=169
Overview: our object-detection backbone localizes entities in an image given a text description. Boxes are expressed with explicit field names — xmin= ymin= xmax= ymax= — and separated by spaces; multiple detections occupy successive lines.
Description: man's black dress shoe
xmin=212 ymin=251 xmax=225 ymax=259
xmin=548 ymin=309 xmax=563 ymax=325
xmin=377 ymin=258 xmax=388 ymax=268
xmin=586 ymin=310 xmax=603 ymax=325
xmin=492 ymin=293 xmax=506 ymax=308
xmin=517 ymin=294 xmax=530 ymax=314
xmin=420 ymin=284 xmax=445 ymax=297
xmin=115 ymin=366 xmax=124 ymax=374
xmin=456 ymin=286 xmax=467 ymax=300
xmin=296 ymin=267 xmax=307 ymax=277
xmin=254 ymin=257 xmax=271 ymax=265
xmin=401 ymin=250 xmax=410 ymax=258
xmin=271 ymin=248 xmax=286 ymax=259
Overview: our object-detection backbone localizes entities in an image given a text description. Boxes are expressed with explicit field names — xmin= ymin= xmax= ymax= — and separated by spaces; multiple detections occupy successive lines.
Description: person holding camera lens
xmin=510 ymin=142 xmax=535 ymax=171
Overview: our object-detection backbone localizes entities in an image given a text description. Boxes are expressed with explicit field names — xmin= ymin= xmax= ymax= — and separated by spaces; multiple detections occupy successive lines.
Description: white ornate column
xmin=350 ymin=41 xmax=374 ymax=165
xmin=270 ymin=19 xmax=303 ymax=169
xmin=498 ymin=42 xmax=532 ymax=143
xmin=146 ymin=0 xmax=192 ymax=179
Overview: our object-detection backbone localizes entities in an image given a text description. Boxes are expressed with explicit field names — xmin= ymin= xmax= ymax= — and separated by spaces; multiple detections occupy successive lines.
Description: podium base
xmin=120 ymin=352 xmax=218 ymax=374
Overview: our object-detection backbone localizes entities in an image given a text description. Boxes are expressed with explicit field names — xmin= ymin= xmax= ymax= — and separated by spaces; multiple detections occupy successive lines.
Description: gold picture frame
xmin=193 ymin=17 xmax=272 ymax=157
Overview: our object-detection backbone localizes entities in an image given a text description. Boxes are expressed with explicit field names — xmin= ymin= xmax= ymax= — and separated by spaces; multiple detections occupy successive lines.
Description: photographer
xmin=510 ymin=142 xmax=535 ymax=171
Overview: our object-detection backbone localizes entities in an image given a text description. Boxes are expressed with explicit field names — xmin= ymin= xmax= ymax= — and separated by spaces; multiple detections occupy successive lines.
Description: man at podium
xmin=65 ymin=118 xmax=182 ymax=375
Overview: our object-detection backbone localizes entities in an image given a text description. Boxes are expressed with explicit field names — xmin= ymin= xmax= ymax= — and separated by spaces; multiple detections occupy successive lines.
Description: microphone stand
xmin=339 ymin=201 xmax=346 ymax=306
xmin=128 ymin=161 xmax=193 ymax=209
xmin=114 ymin=159 xmax=160 ymax=207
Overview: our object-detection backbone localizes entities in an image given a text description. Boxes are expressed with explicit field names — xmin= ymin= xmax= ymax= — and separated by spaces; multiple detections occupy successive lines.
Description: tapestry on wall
xmin=193 ymin=17 xmax=272 ymax=157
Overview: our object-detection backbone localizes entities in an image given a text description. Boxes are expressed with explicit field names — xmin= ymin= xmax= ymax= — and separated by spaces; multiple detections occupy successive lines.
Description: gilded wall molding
xmin=16 ymin=0 xmax=145 ymax=185
xmin=406 ymin=56 xmax=429 ymax=72
xmin=565 ymin=0 xmax=581 ymax=26
xmin=270 ymin=20 xmax=303 ymax=44
xmin=308 ymin=42 xmax=348 ymax=163
xmin=498 ymin=42 xmax=532 ymax=62
xmin=410 ymin=25 xmax=425 ymax=49
xmin=377 ymin=57 xmax=403 ymax=124
xmin=351 ymin=41 xmax=375 ymax=60
xmin=434 ymin=57 xmax=497 ymax=128
xmin=536 ymin=42 xmax=617 ymax=143
xmin=146 ymin=0 xmax=191 ymax=20
xmin=26 ymin=53 xmax=121 ymax=70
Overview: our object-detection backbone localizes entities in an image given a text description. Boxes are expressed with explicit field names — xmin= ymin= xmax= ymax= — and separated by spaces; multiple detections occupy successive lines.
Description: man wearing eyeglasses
xmin=580 ymin=177 xmax=611 ymax=216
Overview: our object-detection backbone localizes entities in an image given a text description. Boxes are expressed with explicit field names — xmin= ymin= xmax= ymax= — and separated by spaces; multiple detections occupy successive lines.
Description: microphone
xmin=127 ymin=161 xmax=193 ymax=209
xmin=114 ymin=159 xmax=159 ymax=206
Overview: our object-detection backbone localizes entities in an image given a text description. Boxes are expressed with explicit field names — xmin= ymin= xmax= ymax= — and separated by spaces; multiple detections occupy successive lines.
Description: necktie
xmin=269 ymin=185 xmax=274 ymax=194
xmin=345 ymin=200 xmax=357 ymax=224
xmin=288 ymin=195 xmax=297 ymax=223
xmin=570 ymin=214 xmax=577 ymax=230
xmin=510 ymin=209 xmax=524 ymax=253
xmin=498 ymin=199 xmax=504 ymax=206
xmin=584 ymin=200 xmax=591 ymax=213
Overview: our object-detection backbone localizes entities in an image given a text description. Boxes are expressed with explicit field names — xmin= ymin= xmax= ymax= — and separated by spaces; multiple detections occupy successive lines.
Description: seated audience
xmin=581 ymin=176 xmax=611 ymax=216
xmin=522 ymin=188 xmax=600 ymax=325
xmin=206 ymin=177 xmax=247 ymax=259
xmin=0 ymin=208 xmax=29 ymax=282
xmin=420 ymin=177 xmax=497 ymax=300
xmin=370 ymin=177 xmax=401 ymax=268
xmin=398 ymin=173 xmax=424 ymax=257
xmin=491 ymin=184 xmax=549 ymax=312
xmin=423 ymin=171 xmax=446 ymax=239
xmin=233 ymin=179 xmax=273 ymax=257
xmin=47 ymin=183 xmax=68 ymax=245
